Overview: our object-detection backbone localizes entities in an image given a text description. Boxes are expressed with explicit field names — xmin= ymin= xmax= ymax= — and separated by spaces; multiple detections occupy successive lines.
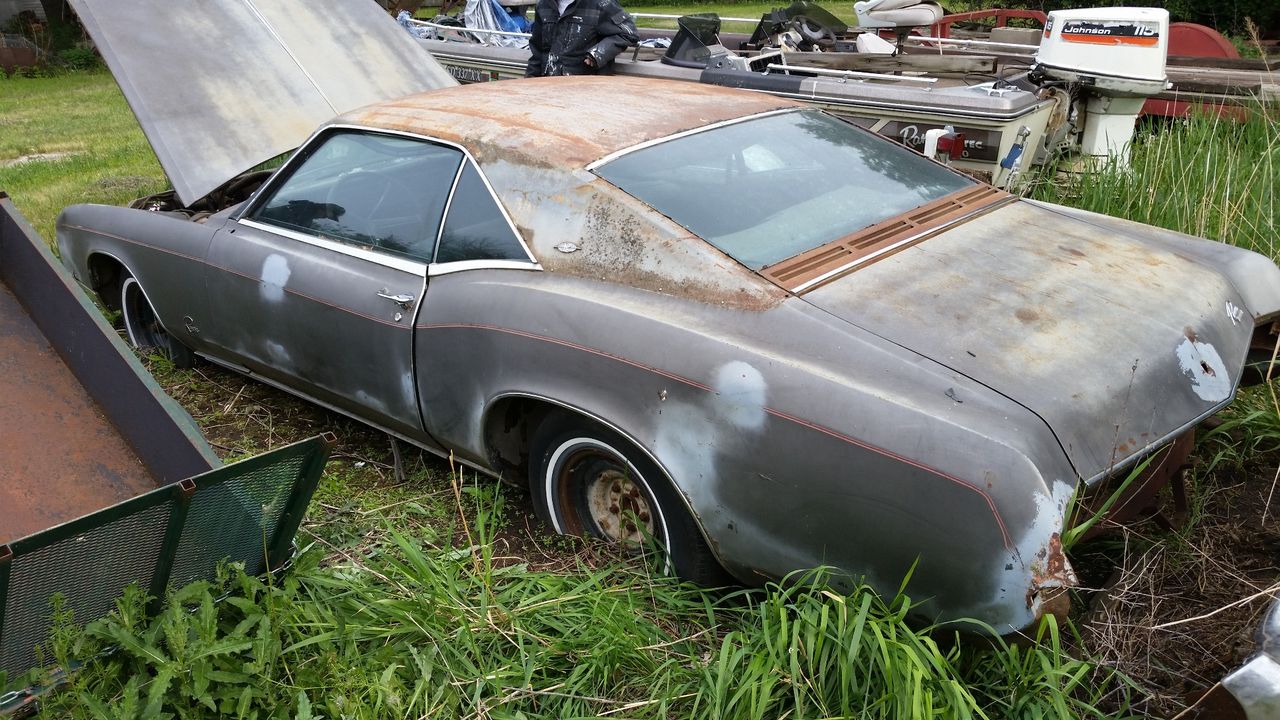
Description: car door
xmin=202 ymin=128 xmax=463 ymax=439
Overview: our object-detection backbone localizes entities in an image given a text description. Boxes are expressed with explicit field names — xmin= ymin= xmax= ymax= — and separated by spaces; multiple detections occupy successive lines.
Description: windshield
xmin=594 ymin=110 xmax=975 ymax=269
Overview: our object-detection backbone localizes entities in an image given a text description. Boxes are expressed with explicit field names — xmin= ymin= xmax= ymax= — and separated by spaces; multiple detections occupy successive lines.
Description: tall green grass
xmin=29 ymin=483 xmax=1133 ymax=719
xmin=1031 ymin=106 xmax=1279 ymax=263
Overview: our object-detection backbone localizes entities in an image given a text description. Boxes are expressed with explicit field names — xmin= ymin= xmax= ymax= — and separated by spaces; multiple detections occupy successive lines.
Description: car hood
xmin=70 ymin=0 xmax=457 ymax=206
xmin=800 ymin=199 xmax=1254 ymax=483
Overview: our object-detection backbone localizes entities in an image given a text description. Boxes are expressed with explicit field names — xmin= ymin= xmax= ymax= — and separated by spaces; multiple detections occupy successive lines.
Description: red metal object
xmin=1074 ymin=431 xmax=1195 ymax=542
xmin=929 ymin=9 xmax=1047 ymax=39
xmin=1169 ymin=21 xmax=1240 ymax=60
xmin=1142 ymin=97 xmax=1249 ymax=121
xmin=1144 ymin=22 xmax=1243 ymax=119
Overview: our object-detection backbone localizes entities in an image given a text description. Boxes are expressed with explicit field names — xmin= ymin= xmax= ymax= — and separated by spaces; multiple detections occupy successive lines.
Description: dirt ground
xmin=1071 ymin=457 xmax=1280 ymax=718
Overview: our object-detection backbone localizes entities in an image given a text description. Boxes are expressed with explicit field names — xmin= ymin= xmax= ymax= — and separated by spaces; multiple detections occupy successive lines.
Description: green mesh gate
xmin=0 ymin=433 xmax=330 ymax=706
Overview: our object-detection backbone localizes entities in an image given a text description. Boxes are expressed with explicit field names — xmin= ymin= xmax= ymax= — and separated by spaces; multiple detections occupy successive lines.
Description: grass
xmin=620 ymin=3 xmax=834 ymax=30
xmin=28 ymin=480 xmax=1133 ymax=720
xmin=4 ymin=70 xmax=1279 ymax=717
xmin=1029 ymin=107 xmax=1280 ymax=261
xmin=0 ymin=72 xmax=167 ymax=243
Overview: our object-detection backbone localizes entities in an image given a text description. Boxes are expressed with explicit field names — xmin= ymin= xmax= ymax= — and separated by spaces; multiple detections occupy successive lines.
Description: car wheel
xmin=530 ymin=415 xmax=731 ymax=586
xmin=119 ymin=271 xmax=195 ymax=369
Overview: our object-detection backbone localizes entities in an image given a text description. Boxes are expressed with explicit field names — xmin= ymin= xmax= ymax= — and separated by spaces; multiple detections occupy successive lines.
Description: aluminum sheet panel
xmin=70 ymin=0 xmax=457 ymax=205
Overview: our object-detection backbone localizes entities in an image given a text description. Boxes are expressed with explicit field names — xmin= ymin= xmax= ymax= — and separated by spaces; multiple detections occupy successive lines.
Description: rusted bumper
xmin=1027 ymin=531 xmax=1075 ymax=629
xmin=1074 ymin=431 xmax=1196 ymax=543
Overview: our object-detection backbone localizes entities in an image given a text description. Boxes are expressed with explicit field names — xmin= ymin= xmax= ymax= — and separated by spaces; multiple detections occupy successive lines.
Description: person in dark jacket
xmin=524 ymin=0 xmax=638 ymax=77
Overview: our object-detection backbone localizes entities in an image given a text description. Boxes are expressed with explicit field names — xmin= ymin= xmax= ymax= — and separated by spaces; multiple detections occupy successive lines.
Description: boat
xmin=405 ymin=3 xmax=1253 ymax=188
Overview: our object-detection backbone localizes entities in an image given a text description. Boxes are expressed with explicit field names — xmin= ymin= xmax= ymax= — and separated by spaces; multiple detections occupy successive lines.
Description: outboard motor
xmin=1034 ymin=7 xmax=1170 ymax=165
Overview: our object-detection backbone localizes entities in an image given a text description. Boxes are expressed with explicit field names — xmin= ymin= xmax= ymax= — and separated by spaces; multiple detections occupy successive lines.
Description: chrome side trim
xmin=586 ymin=108 xmax=800 ymax=171
xmin=433 ymin=158 xmax=468 ymax=262
xmin=237 ymin=218 xmax=428 ymax=275
xmin=429 ymin=259 xmax=544 ymax=276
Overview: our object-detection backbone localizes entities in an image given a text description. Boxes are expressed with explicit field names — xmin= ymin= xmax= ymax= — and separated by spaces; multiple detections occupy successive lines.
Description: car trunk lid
xmin=797 ymin=199 xmax=1253 ymax=483
xmin=69 ymin=0 xmax=457 ymax=206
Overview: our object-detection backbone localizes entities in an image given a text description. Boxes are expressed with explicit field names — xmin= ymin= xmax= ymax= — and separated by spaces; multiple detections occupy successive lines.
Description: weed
xmin=1029 ymin=105 xmax=1279 ymax=263
xmin=27 ymin=480 xmax=1132 ymax=719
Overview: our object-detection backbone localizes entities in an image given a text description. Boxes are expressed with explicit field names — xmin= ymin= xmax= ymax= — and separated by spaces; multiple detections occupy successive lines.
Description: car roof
xmin=335 ymin=76 xmax=801 ymax=169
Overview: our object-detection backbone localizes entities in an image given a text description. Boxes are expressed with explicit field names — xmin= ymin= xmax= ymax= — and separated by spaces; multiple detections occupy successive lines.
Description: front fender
xmin=56 ymin=204 xmax=217 ymax=350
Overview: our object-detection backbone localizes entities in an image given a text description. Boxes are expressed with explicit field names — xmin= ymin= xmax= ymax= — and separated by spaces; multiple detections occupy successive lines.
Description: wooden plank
xmin=1167 ymin=54 xmax=1278 ymax=72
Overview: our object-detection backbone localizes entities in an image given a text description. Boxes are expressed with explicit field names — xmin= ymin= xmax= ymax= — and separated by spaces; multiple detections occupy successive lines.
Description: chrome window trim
xmin=436 ymin=155 xmax=539 ymax=268
xmin=238 ymin=124 xmax=539 ymax=268
xmin=428 ymin=259 xmax=544 ymax=276
xmin=434 ymin=159 xmax=468 ymax=262
xmin=237 ymin=218 xmax=428 ymax=276
xmin=585 ymin=108 xmax=799 ymax=171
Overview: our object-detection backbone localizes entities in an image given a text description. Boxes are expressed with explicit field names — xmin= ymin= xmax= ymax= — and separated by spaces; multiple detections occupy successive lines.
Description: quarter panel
xmin=418 ymin=269 xmax=1078 ymax=631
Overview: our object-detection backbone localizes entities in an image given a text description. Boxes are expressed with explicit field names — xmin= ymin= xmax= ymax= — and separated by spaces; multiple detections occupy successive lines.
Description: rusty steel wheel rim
xmin=584 ymin=466 xmax=655 ymax=545
xmin=553 ymin=443 xmax=658 ymax=546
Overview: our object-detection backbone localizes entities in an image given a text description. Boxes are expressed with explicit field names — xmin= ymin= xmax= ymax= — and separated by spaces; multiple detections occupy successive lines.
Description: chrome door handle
xmin=376 ymin=291 xmax=415 ymax=306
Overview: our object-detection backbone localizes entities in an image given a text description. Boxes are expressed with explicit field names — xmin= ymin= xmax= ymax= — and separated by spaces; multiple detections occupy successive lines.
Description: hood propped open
xmin=70 ymin=0 xmax=458 ymax=206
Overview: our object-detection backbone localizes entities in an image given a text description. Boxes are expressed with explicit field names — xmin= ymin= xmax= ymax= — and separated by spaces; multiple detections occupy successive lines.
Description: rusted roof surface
xmin=338 ymin=76 xmax=800 ymax=169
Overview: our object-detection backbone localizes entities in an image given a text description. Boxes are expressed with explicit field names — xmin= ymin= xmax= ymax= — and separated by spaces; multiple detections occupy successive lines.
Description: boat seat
xmin=853 ymin=0 xmax=943 ymax=29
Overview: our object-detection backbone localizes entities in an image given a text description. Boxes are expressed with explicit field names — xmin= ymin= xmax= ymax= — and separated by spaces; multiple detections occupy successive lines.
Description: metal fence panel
xmin=0 ymin=433 xmax=330 ymax=689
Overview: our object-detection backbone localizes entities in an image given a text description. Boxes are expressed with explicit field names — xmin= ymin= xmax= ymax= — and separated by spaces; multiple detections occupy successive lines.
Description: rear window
xmin=594 ymin=110 xmax=974 ymax=269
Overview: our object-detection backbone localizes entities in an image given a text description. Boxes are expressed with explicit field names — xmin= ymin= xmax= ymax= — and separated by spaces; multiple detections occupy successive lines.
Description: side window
xmin=251 ymin=131 xmax=463 ymax=264
xmin=435 ymin=162 xmax=529 ymax=264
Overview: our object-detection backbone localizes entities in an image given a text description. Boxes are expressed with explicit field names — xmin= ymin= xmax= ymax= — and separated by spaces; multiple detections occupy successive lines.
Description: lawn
xmin=0 ymin=72 xmax=167 ymax=242
xmin=2 ymin=67 xmax=1279 ymax=719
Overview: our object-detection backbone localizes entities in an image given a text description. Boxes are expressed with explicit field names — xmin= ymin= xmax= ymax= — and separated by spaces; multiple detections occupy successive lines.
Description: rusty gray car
xmin=56 ymin=2 xmax=1280 ymax=635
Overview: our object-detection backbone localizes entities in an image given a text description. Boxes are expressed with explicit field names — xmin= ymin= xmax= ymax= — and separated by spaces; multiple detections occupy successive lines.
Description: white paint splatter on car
xmin=265 ymin=341 xmax=291 ymax=365
xmin=260 ymin=254 xmax=291 ymax=302
xmin=1175 ymin=338 xmax=1231 ymax=402
xmin=946 ymin=477 xmax=1076 ymax=632
xmin=713 ymin=361 xmax=767 ymax=430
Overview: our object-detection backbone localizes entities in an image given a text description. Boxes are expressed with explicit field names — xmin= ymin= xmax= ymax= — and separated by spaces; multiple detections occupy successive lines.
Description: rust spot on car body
xmin=337 ymin=76 xmax=799 ymax=171
xmin=530 ymin=179 xmax=787 ymax=311
xmin=1026 ymin=532 xmax=1073 ymax=618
